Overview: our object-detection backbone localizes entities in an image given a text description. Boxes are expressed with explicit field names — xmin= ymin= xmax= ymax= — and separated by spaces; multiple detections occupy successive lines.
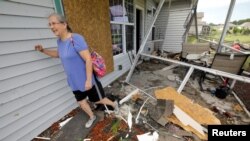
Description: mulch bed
xmin=86 ymin=117 xmax=148 ymax=141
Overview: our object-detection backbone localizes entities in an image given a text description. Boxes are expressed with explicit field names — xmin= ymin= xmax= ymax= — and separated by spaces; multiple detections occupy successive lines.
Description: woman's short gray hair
xmin=49 ymin=13 xmax=67 ymax=23
xmin=48 ymin=13 xmax=72 ymax=32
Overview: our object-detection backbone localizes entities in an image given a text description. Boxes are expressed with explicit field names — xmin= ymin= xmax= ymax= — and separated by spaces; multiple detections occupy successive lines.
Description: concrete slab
xmin=52 ymin=111 xmax=99 ymax=141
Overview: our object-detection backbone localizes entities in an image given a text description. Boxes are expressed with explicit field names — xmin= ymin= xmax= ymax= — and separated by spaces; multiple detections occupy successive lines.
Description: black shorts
xmin=72 ymin=76 xmax=106 ymax=102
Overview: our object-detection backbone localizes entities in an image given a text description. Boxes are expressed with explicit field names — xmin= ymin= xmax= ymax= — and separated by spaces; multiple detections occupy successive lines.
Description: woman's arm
xmin=35 ymin=45 xmax=59 ymax=58
xmin=79 ymin=50 xmax=93 ymax=90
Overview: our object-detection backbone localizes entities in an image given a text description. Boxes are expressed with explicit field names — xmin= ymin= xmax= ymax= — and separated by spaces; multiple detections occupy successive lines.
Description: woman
xmin=35 ymin=13 xmax=119 ymax=128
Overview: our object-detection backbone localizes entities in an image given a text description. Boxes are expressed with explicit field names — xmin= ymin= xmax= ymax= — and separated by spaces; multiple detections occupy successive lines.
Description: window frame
xmin=53 ymin=0 xmax=64 ymax=15
xmin=110 ymin=0 xmax=135 ymax=57
xmin=54 ymin=0 xmax=135 ymax=57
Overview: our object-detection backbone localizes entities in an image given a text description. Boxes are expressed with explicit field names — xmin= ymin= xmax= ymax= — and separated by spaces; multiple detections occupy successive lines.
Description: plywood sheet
xmin=155 ymin=87 xmax=222 ymax=140
xmin=167 ymin=115 xmax=207 ymax=140
xmin=62 ymin=0 xmax=114 ymax=74
xmin=155 ymin=87 xmax=221 ymax=125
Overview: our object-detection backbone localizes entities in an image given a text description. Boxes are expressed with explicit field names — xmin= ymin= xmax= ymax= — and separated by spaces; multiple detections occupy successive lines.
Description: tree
xmin=232 ymin=18 xmax=250 ymax=25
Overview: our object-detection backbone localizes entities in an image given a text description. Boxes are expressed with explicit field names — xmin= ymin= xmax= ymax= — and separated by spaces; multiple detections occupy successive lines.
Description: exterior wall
xmin=0 ymin=0 xmax=191 ymax=140
xmin=158 ymin=0 xmax=191 ymax=53
xmin=101 ymin=54 xmax=133 ymax=87
xmin=135 ymin=0 xmax=145 ymax=8
xmin=0 ymin=1 xmax=77 ymax=141
xmin=143 ymin=0 xmax=157 ymax=58
xmin=0 ymin=0 xmax=137 ymax=140
xmin=135 ymin=0 xmax=145 ymax=48
xmin=102 ymin=0 xmax=146 ymax=85
xmin=102 ymin=0 xmax=143 ymax=86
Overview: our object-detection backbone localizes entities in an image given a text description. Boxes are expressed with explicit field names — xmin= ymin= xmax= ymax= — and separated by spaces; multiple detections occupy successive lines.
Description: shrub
xmin=241 ymin=28 xmax=250 ymax=35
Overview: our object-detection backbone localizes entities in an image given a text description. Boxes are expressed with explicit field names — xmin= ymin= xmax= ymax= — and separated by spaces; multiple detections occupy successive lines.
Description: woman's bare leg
xmin=78 ymin=99 xmax=95 ymax=118
xmin=95 ymin=97 xmax=115 ymax=107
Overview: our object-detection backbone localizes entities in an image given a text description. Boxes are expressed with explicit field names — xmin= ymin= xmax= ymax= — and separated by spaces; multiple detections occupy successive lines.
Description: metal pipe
xmin=231 ymin=91 xmax=250 ymax=117
xmin=199 ymin=38 xmax=249 ymax=54
xmin=126 ymin=82 xmax=157 ymax=100
xmin=140 ymin=53 xmax=250 ymax=83
xmin=230 ymin=79 xmax=236 ymax=89
xmin=177 ymin=66 xmax=194 ymax=93
xmin=217 ymin=0 xmax=236 ymax=52
xmin=194 ymin=7 xmax=198 ymax=39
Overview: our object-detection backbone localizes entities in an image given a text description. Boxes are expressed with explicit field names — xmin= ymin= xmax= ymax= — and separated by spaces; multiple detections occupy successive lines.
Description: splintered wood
xmin=155 ymin=87 xmax=221 ymax=140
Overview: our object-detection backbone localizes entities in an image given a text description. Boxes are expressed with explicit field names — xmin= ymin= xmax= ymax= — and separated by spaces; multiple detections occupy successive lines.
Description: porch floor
xmin=34 ymin=58 xmax=250 ymax=141
xmin=53 ymin=110 xmax=102 ymax=141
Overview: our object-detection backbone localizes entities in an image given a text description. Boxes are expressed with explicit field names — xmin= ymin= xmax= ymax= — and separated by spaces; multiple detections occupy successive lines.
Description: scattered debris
xmin=149 ymin=99 xmax=174 ymax=126
xmin=135 ymin=97 xmax=150 ymax=124
xmin=33 ymin=59 xmax=250 ymax=141
xmin=119 ymin=89 xmax=139 ymax=105
xmin=211 ymin=106 xmax=233 ymax=118
xmin=127 ymin=107 xmax=133 ymax=132
xmin=233 ymin=104 xmax=244 ymax=112
xmin=155 ymin=87 xmax=221 ymax=140
xmin=137 ymin=131 xmax=159 ymax=141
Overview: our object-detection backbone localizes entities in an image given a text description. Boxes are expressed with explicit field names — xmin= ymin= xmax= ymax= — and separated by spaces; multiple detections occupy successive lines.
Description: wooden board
xmin=155 ymin=87 xmax=222 ymax=140
xmin=62 ymin=0 xmax=114 ymax=74
xmin=155 ymin=87 xmax=221 ymax=125
xmin=167 ymin=115 xmax=207 ymax=140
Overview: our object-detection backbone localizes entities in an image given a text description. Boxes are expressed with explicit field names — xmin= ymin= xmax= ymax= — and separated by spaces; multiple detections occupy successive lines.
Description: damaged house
xmin=0 ymin=0 xmax=249 ymax=141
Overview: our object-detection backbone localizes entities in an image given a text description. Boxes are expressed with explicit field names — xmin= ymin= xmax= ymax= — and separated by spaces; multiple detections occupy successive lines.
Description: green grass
xmin=224 ymin=34 xmax=250 ymax=44
xmin=205 ymin=27 xmax=250 ymax=44
xmin=187 ymin=36 xmax=198 ymax=43
xmin=187 ymin=28 xmax=250 ymax=71
xmin=198 ymin=33 xmax=249 ymax=44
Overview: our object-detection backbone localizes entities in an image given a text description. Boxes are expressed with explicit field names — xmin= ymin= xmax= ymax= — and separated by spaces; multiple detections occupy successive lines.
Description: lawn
xmin=188 ymin=27 xmax=250 ymax=45
xmin=187 ymin=28 xmax=250 ymax=71
xmin=224 ymin=34 xmax=250 ymax=44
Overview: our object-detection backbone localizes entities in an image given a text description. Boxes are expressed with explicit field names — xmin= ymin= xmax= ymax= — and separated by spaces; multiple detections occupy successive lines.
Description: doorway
xmin=136 ymin=8 xmax=143 ymax=53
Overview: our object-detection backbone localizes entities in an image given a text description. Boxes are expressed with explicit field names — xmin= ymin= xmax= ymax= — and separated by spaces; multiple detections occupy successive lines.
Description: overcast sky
xmin=197 ymin=0 xmax=250 ymax=24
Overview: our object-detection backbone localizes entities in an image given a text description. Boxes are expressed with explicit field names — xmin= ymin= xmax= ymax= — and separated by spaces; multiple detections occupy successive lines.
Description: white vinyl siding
xmin=158 ymin=0 xmax=191 ymax=53
xmin=0 ymin=38 xmax=57 ymax=55
xmin=0 ymin=1 xmax=77 ymax=141
xmin=143 ymin=0 xmax=156 ymax=55
xmin=101 ymin=54 xmax=133 ymax=87
xmin=135 ymin=0 xmax=145 ymax=9
xmin=0 ymin=1 xmax=54 ymax=17
xmin=101 ymin=0 xmax=146 ymax=86
xmin=0 ymin=0 xmax=159 ymax=140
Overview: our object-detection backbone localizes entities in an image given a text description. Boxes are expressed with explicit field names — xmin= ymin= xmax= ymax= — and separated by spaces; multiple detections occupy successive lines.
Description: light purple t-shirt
xmin=57 ymin=33 xmax=94 ymax=92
